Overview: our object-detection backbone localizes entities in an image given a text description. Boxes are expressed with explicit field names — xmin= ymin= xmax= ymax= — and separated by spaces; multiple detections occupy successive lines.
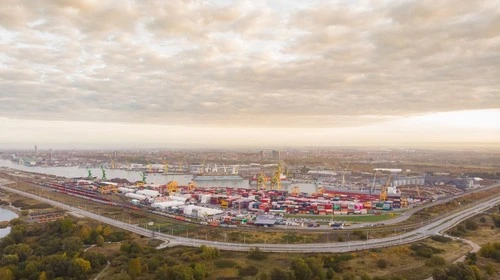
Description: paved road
xmin=1 ymin=183 xmax=499 ymax=253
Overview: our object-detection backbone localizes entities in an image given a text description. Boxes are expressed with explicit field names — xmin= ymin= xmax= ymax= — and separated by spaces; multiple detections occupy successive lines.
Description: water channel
xmin=0 ymin=160 xmax=317 ymax=193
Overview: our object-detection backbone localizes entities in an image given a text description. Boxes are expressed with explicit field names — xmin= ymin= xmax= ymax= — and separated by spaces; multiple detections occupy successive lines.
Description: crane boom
xmin=380 ymin=174 xmax=392 ymax=201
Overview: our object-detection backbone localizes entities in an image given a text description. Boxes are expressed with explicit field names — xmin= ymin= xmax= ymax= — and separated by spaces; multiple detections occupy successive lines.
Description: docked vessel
xmin=193 ymin=175 xmax=245 ymax=181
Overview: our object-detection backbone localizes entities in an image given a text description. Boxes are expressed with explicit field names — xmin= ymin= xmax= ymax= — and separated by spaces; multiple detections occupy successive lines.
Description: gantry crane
xmin=380 ymin=174 xmax=392 ymax=201
xmin=187 ymin=181 xmax=196 ymax=192
xmin=270 ymin=163 xmax=283 ymax=191
xmin=163 ymin=161 xmax=169 ymax=175
xmin=341 ymin=159 xmax=351 ymax=187
xmin=110 ymin=156 xmax=115 ymax=169
xmin=101 ymin=166 xmax=107 ymax=180
xmin=167 ymin=181 xmax=178 ymax=194
xmin=370 ymin=172 xmax=378 ymax=194
xmin=257 ymin=173 xmax=267 ymax=190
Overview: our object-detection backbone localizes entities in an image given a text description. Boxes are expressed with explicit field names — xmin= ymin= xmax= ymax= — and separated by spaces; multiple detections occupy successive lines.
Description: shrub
xmin=214 ymin=259 xmax=238 ymax=268
xmin=248 ymin=247 xmax=267 ymax=260
xmin=479 ymin=242 xmax=500 ymax=262
xmin=465 ymin=220 xmax=478 ymax=231
xmin=426 ymin=256 xmax=446 ymax=267
xmin=239 ymin=265 xmax=259 ymax=276
xmin=376 ymin=258 xmax=387 ymax=268
xmin=431 ymin=235 xmax=452 ymax=243
xmin=416 ymin=248 xmax=434 ymax=258
xmin=200 ymin=245 xmax=219 ymax=260
xmin=352 ymin=230 xmax=367 ymax=240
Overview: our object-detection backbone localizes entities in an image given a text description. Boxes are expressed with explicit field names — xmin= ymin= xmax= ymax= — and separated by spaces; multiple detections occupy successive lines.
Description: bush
xmin=200 ymin=245 xmax=219 ymax=260
xmin=248 ymin=247 xmax=267 ymax=260
xmin=376 ymin=258 xmax=387 ymax=268
xmin=465 ymin=220 xmax=478 ymax=231
xmin=239 ymin=265 xmax=259 ymax=276
xmin=416 ymin=248 xmax=434 ymax=258
xmin=214 ymin=259 xmax=238 ymax=268
xmin=431 ymin=235 xmax=452 ymax=243
xmin=352 ymin=230 xmax=367 ymax=240
xmin=426 ymin=256 xmax=446 ymax=267
xmin=479 ymin=242 xmax=500 ymax=262
xmin=410 ymin=243 xmax=444 ymax=258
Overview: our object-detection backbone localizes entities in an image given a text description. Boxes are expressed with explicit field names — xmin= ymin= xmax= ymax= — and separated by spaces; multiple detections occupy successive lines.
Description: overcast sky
xmin=0 ymin=0 xmax=499 ymax=149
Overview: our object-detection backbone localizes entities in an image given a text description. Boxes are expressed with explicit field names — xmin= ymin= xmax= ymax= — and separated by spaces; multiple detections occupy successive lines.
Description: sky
xmin=0 ymin=0 xmax=499 ymax=149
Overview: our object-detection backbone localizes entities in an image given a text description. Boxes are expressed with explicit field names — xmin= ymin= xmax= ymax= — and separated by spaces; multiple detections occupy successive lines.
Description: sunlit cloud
xmin=0 ymin=0 xmax=498 ymax=147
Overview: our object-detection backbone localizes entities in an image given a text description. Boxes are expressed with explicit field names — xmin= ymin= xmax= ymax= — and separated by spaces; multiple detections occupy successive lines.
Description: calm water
xmin=0 ymin=160 xmax=316 ymax=193
xmin=0 ymin=208 xmax=18 ymax=238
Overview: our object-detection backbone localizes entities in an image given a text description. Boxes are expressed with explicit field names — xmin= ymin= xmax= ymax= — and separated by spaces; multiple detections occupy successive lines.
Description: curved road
xmin=1 ymin=183 xmax=499 ymax=253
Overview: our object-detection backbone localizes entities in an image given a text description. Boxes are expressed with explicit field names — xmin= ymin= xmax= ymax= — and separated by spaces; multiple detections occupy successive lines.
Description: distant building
xmin=254 ymin=215 xmax=277 ymax=226
xmin=259 ymin=151 xmax=264 ymax=161
xmin=392 ymin=175 xmax=425 ymax=187
xmin=271 ymin=150 xmax=280 ymax=160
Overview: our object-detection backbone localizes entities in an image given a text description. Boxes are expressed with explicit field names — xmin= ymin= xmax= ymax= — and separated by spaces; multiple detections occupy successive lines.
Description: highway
xmin=1 ymin=183 xmax=499 ymax=253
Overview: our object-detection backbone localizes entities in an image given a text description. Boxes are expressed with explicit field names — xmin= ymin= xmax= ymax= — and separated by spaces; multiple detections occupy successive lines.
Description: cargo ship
xmin=193 ymin=175 xmax=245 ymax=181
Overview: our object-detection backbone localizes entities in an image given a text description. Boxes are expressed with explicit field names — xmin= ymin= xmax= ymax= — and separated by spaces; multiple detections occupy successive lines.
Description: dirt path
xmin=93 ymin=261 xmax=111 ymax=280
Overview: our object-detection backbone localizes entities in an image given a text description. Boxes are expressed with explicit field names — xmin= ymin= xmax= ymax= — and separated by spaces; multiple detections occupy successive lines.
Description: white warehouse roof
xmin=183 ymin=205 xmax=223 ymax=217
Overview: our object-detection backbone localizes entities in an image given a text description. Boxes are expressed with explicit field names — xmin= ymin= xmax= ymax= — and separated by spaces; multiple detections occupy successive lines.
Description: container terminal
xmin=1 ymin=166 xmax=474 ymax=230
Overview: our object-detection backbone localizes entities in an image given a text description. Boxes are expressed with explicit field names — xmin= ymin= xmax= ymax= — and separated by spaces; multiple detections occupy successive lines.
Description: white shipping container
xmin=125 ymin=193 xmax=147 ymax=201
xmin=137 ymin=190 xmax=160 ymax=198
xmin=118 ymin=187 xmax=135 ymax=194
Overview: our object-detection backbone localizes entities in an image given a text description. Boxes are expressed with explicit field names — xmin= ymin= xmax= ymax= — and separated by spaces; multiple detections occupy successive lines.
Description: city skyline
xmin=1 ymin=0 xmax=499 ymax=148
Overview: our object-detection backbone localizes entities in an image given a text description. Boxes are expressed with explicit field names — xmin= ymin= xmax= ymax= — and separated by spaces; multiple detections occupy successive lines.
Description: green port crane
xmin=101 ymin=166 xmax=107 ymax=180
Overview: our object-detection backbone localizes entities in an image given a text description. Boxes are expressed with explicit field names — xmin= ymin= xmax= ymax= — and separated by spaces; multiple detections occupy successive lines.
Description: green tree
xmin=166 ymin=264 xmax=194 ymax=280
xmin=39 ymin=271 xmax=47 ymax=280
xmin=59 ymin=218 xmax=75 ymax=234
xmin=83 ymin=251 xmax=107 ymax=268
xmin=326 ymin=268 xmax=335 ymax=280
xmin=0 ymin=267 xmax=14 ymax=280
xmin=200 ymin=245 xmax=219 ymax=260
xmin=270 ymin=268 xmax=295 ymax=280
xmin=433 ymin=263 xmax=479 ymax=280
xmin=258 ymin=272 xmax=270 ymax=280
xmin=291 ymin=258 xmax=311 ymax=280
xmin=121 ymin=241 xmax=142 ymax=256
xmin=96 ymin=235 xmax=105 ymax=247
xmin=68 ymin=258 xmax=91 ymax=280
xmin=22 ymin=261 xmax=42 ymax=279
xmin=79 ymin=224 xmax=92 ymax=242
xmin=1 ymin=254 xmax=19 ymax=266
xmin=43 ymin=254 xmax=69 ymax=278
xmin=479 ymin=242 xmax=500 ymax=261
xmin=128 ymin=258 xmax=141 ymax=279
xmin=62 ymin=237 xmax=83 ymax=257
xmin=193 ymin=263 xmax=206 ymax=280
xmin=305 ymin=257 xmax=325 ymax=280
xmin=9 ymin=224 xmax=27 ymax=243
xmin=3 ymin=243 xmax=32 ymax=262
xmin=102 ymin=225 xmax=112 ymax=238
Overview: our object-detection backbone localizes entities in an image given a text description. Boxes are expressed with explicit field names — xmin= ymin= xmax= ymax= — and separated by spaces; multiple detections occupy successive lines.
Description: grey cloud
xmin=0 ymin=0 xmax=498 ymax=127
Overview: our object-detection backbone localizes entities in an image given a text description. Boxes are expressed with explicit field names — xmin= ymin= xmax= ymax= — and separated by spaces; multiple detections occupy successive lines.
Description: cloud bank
xmin=0 ymin=0 xmax=499 ymax=127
